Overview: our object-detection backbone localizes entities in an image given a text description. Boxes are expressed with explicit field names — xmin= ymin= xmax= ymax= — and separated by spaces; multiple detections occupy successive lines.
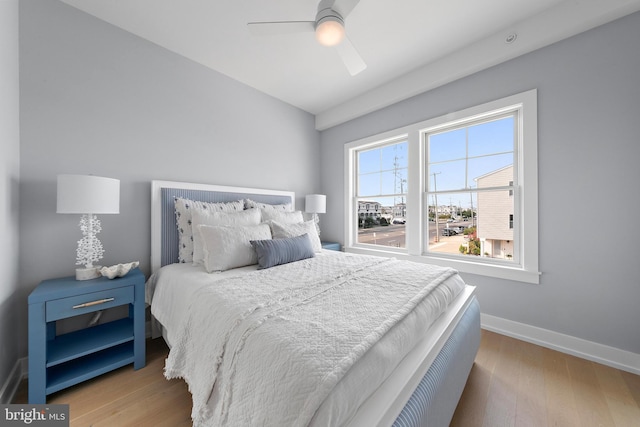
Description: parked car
xmin=442 ymin=228 xmax=458 ymax=236
xmin=392 ymin=218 xmax=406 ymax=224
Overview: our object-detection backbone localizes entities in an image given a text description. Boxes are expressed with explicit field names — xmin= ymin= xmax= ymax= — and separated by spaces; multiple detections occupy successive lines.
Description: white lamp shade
xmin=305 ymin=194 xmax=326 ymax=214
xmin=57 ymin=174 xmax=120 ymax=214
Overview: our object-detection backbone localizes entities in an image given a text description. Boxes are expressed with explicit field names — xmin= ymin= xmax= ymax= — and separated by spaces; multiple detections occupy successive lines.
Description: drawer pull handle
xmin=72 ymin=298 xmax=115 ymax=309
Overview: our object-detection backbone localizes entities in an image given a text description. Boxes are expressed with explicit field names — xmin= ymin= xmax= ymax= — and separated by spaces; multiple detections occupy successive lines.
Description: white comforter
xmin=147 ymin=252 xmax=464 ymax=426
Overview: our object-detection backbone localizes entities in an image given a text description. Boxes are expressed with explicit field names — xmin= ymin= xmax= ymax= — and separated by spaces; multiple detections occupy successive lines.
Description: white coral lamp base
xmin=76 ymin=266 xmax=101 ymax=281
xmin=75 ymin=213 xmax=105 ymax=280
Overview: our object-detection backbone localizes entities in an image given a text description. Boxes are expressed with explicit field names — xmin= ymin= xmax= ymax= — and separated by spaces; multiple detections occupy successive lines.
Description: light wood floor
xmin=14 ymin=330 xmax=640 ymax=426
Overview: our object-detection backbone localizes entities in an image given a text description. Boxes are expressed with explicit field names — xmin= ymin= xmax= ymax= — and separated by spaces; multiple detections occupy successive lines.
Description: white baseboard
xmin=0 ymin=357 xmax=27 ymax=404
xmin=481 ymin=313 xmax=640 ymax=375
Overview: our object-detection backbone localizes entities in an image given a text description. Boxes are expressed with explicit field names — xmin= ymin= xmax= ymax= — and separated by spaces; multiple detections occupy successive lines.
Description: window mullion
xmin=406 ymin=131 xmax=421 ymax=255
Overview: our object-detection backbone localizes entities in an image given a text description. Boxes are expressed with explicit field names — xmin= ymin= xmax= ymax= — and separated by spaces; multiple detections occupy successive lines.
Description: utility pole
xmin=393 ymin=149 xmax=406 ymax=219
xmin=432 ymin=172 xmax=441 ymax=243
xmin=469 ymin=190 xmax=475 ymax=228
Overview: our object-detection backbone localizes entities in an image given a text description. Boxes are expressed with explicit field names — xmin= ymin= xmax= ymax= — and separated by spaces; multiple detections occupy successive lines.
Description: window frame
xmin=347 ymin=134 xmax=410 ymax=255
xmin=423 ymin=110 xmax=519 ymax=266
xmin=344 ymin=89 xmax=540 ymax=284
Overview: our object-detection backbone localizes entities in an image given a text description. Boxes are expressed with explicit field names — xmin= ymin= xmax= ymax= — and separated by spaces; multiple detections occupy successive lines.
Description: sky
xmin=357 ymin=115 xmax=514 ymax=210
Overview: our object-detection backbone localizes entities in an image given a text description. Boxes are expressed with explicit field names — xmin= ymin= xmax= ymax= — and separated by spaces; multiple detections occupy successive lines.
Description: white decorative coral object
xmin=100 ymin=261 xmax=139 ymax=279
xmin=76 ymin=214 xmax=104 ymax=268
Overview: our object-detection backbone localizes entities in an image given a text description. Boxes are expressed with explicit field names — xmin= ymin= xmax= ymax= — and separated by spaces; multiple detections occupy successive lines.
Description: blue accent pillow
xmin=250 ymin=233 xmax=315 ymax=269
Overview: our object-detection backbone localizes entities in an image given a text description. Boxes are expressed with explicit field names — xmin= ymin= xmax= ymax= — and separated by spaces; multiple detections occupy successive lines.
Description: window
xmin=345 ymin=90 xmax=539 ymax=283
xmin=353 ymin=138 xmax=408 ymax=249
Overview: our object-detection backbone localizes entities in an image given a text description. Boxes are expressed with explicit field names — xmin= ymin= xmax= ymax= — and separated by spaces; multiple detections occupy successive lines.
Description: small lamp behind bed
xmin=57 ymin=174 xmax=120 ymax=280
xmin=305 ymin=194 xmax=326 ymax=236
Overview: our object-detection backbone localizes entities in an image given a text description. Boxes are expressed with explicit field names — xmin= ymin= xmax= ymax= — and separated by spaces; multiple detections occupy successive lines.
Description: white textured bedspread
xmin=150 ymin=253 xmax=463 ymax=426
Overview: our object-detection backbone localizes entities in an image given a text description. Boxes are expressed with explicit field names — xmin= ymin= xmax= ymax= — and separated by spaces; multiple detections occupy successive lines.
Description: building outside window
xmin=358 ymin=200 xmax=382 ymax=219
xmin=475 ymin=165 xmax=514 ymax=259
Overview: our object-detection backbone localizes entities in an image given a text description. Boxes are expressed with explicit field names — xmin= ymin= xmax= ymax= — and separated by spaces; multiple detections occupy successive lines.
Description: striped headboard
xmin=150 ymin=180 xmax=295 ymax=273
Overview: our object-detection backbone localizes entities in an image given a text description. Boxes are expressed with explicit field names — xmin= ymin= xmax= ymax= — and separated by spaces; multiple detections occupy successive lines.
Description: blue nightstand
xmin=321 ymin=241 xmax=341 ymax=251
xmin=28 ymin=268 xmax=146 ymax=403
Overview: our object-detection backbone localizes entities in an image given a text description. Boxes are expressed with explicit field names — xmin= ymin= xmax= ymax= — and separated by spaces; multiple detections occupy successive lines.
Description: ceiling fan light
xmin=315 ymin=16 xmax=345 ymax=47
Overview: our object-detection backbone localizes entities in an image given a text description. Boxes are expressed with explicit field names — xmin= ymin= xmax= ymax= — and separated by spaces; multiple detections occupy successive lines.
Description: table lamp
xmin=57 ymin=174 xmax=120 ymax=280
xmin=305 ymin=194 xmax=326 ymax=236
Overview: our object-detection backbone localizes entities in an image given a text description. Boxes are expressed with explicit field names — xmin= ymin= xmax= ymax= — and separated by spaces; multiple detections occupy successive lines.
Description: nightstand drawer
xmin=46 ymin=286 xmax=134 ymax=322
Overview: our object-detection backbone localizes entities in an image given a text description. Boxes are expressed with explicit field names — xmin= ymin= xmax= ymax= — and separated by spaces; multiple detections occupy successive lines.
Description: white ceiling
xmin=60 ymin=0 xmax=640 ymax=129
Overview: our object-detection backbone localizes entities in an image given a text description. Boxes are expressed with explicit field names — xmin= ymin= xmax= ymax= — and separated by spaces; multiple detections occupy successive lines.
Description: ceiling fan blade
xmin=247 ymin=21 xmax=315 ymax=36
xmin=335 ymin=35 xmax=366 ymax=75
xmin=332 ymin=0 xmax=361 ymax=19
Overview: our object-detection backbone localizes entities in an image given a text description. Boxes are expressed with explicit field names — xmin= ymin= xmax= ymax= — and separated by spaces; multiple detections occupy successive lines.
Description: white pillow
xmin=175 ymin=197 xmax=244 ymax=263
xmin=270 ymin=220 xmax=322 ymax=253
xmin=245 ymin=199 xmax=292 ymax=212
xmin=260 ymin=209 xmax=303 ymax=224
xmin=191 ymin=208 xmax=261 ymax=265
xmin=198 ymin=223 xmax=272 ymax=272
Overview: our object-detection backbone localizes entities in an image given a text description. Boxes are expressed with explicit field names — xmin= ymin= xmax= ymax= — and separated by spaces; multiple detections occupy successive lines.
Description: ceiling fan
xmin=247 ymin=0 xmax=366 ymax=76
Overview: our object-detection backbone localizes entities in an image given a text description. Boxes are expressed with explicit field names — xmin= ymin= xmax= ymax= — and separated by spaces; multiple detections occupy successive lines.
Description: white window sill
xmin=345 ymin=246 xmax=541 ymax=284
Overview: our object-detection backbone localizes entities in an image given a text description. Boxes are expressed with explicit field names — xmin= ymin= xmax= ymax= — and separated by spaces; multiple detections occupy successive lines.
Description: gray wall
xmin=17 ymin=0 xmax=320 ymax=359
xmin=320 ymin=12 xmax=640 ymax=354
xmin=0 ymin=0 xmax=21 ymax=396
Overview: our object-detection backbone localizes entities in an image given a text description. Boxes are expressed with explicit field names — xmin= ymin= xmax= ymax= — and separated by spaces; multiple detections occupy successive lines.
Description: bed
xmin=146 ymin=180 xmax=480 ymax=427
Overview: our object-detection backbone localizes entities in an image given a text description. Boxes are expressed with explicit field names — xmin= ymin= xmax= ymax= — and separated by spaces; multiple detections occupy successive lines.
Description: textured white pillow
xmin=191 ymin=208 xmax=261 ymax=265
xmin=270 ymin=220 xmax=322 ymax=253
xmin=244 ymin=199 xmax=292 ymax=212
xmin=198 ymin=223 xmax=272 ymax=272
xmin=175 ymin=197 xmax=244 ymax=263
xmin=260 ymin=209 xmax=303 ymax=224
